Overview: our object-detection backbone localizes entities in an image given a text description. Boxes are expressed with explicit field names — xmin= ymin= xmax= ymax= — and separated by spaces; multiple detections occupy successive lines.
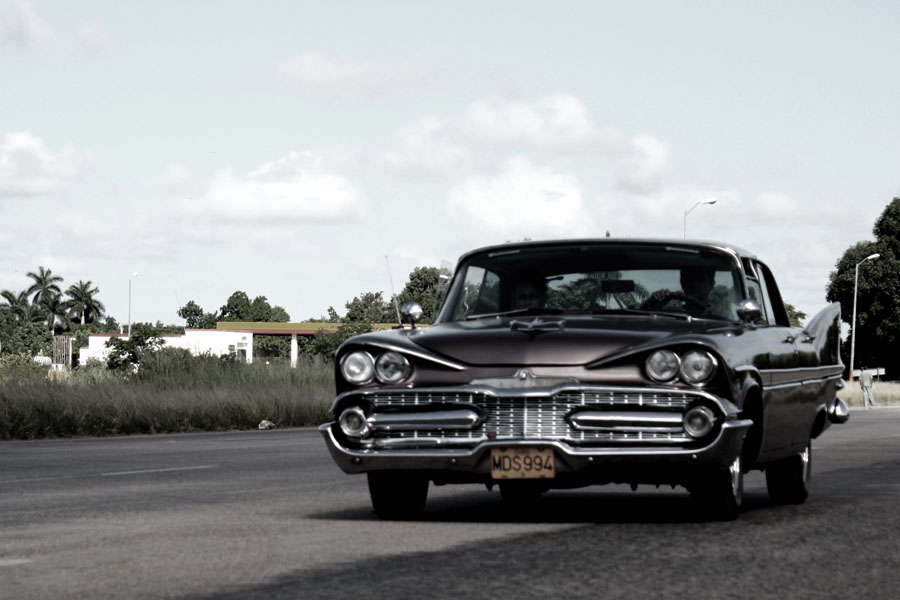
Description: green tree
xmin=219 ymin=291 xmax=252 ymax=321
xmin=784 ymin=303 xmax=807 ymax=328
xmin=396 ymin=266 xmax=441 ymax=323
xmin=302 ymin=322 xmax=372 ymax=359
xmin=105 ymin=329 xmax=164 ymax=371
xmin=0 ymin=318 xmax=52 ymax=357
xmin=1 ymin=289 xmax=43 ymax=322
xmin=343 ymin=291 xmax=395 ymax=323
xmin=26 ymin=266 xmax=63 ymax=306
xmin=178 ymin=300 xmax=218 ymax=329
xmin=826 ymin=198 xmax=900 ymax=377
xmin=40 ymin=293 xmax=71 ymax=333
xmin=65 ymin=280 xmax=106 ymax=324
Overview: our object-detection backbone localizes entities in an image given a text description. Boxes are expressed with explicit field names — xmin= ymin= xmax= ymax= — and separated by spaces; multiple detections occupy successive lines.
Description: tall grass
xmin=0 ymin=349 xmax=334 ymax=440
xmin=839 ymin=380 xmax=900 ymax=407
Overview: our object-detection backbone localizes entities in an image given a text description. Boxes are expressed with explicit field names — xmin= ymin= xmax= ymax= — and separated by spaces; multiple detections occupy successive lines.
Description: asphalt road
xmin=1 ymin=408 xmax=899 ymax=599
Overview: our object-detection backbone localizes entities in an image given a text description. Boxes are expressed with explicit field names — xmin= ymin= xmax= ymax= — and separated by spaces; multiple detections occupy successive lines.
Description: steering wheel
xmin=641 ymin=291 xmax=707 ymax=312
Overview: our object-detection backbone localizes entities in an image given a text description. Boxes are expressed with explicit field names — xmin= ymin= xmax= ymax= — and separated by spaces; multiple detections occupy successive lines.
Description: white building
xmin=80 ymin=328 xmax=254 ymax=365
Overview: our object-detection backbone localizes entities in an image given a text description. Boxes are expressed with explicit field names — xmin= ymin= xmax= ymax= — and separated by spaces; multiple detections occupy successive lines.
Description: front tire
xmin=766 ymin=440 xmax=811 ymax=504
xmin=691 ymin=455 xmax=743 ymax=521
xmin=367 ymin=471 xmax=429 ymax=520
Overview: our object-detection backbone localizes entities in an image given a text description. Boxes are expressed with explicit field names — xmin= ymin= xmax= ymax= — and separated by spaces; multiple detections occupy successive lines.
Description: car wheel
xmin=498 ymin=481 xmax=544 ymax=506
xmin=367 ymin=471 xmax=428 ymax=520
xmin=766 ymin=439 xmax=811 ymax=504
xmin=691 ymin=454 xmax=743 ymax=521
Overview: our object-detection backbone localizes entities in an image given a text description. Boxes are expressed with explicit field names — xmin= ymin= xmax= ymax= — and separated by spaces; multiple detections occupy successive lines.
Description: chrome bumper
xmin=319 ymin=418 xmax=752 ymax=477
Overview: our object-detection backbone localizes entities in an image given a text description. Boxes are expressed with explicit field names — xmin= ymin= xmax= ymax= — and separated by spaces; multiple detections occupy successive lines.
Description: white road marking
xmin=0 ymin=558 xmax=31 ymax=567
xmin=1 ymin=465 xmax=217 ymax=484
xmin=100 ymin=465 xmax=216 ymax=477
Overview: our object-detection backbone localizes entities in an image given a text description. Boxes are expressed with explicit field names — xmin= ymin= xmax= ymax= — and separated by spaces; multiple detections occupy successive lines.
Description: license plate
xmin=490 ymin=447 xmax=555 ymax=479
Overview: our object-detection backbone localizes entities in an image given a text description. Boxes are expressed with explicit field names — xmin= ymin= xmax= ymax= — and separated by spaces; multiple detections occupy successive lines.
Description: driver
xmin=642 ymin=267 xmax=728 ymax=317
xmin=512 ymin=278 xmax=546 ymax=310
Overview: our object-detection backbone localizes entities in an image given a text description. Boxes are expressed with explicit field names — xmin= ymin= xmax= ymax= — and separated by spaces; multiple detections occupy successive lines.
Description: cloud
xmin=0 ymin=0 xmax=108 ymax=57
xmin=196 ymin=151 xmax=364 ymax=222
xmin=0 ymin=132 xmax=84 ymax=199
xmin=0 ymin=0 xmax=57 ymax=51
xmin=614 ymin=135 xmax=670 ymax=193
xmin=377 ymin=94 xmax=669 ymax=191
xmin=446 ymin=157 xmax=591 ymax=237
xmin=273 ymin=52 xmax=438 ymax=97
xmin=456 ymin=94 xmax=622 ymax=153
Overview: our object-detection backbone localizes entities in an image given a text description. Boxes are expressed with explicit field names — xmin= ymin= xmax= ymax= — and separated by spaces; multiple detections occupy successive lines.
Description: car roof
xmin=457 ymin=238 xmax=758 ymax=264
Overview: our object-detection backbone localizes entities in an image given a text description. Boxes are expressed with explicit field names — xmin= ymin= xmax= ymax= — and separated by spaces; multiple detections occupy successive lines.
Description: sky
xmin=1 ymin=0 xmax=899 ymax=328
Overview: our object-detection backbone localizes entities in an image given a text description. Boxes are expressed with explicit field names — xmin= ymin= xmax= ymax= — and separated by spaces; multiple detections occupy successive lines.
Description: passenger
xmin=512 ymin=278 xmax=546 ymax=310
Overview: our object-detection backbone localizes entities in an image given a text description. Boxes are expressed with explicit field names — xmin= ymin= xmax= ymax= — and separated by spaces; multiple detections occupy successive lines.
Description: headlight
xmin=683 ymin=406 xmax=717 ymax=438
xmin=375 ymin=351 xmax=411 ymax=384
xmin=339 ymin=407 xmax=370 ymax=438
xmin=340 ymin=351 xmax=375 ymax=385
xmin=680 ymin=350 xmax=717 ymax=384
xmin=646 ymin=350 xmax=680 ymax=382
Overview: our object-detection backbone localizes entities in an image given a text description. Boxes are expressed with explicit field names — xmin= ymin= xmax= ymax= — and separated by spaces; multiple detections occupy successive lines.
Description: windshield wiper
xmin=591 ymin=308 xmax=737 ymax=322
xmin=591 ymin=308 xmax=693 ymax=320
xmin=465 ymin=307 xmax=564 ymax=320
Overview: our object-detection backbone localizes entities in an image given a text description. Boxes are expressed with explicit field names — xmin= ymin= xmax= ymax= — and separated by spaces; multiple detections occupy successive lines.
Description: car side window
xmin=450 ymin=266 xmax=500 ymax=320
xmin=745 ymin=278 xmax=770 ymax=325
xmin=756 ymin=262 xmax=791 ymax=327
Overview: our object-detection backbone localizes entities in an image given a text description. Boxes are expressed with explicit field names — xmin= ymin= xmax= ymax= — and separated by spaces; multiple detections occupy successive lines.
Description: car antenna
xmin=385 ymin=255 xmax=402 ymax=326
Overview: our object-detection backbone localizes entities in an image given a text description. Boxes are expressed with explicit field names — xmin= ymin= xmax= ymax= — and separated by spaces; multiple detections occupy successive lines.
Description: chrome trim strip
xmin=354 ymin=339 xmax=467 ymax=371
xmin=337 ymin=383 xmax=727 ymax=410
xmin=569 ymin=411 xmax=684 ymax=428
xmin=369 ymin=409 xmax=482 ymax=431
xmin=320 ymin=418 xmax=753 ymax=466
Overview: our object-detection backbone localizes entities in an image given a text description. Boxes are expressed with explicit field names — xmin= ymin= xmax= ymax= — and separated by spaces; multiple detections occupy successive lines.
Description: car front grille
xmin=360 ymin=388 xmax=704 ymax=447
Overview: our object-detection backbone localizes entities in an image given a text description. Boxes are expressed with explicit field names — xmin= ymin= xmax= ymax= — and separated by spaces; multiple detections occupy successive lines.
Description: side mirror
xmin=736 ymin=299 xmax=762 ymax=324
xmin=400 ymin=302 xmax=424 ymax=328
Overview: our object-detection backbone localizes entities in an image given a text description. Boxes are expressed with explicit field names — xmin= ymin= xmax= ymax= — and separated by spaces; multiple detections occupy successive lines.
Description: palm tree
xmin=41 ymin=292 xmax=71 ymax=333
xmin=65 ymin=280 xmax=106 ymax=324
xmin=27 ymin=266 xmax=63 ymax=307
xmin=1 ymin=289 xmax=44 ymax=322
xmin=2 ymin=289 xmax=28 ymax=318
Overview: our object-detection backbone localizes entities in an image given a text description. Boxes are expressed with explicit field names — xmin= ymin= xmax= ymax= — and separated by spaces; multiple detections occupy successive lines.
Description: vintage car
xmin=320 ymin=239 xmax=849 ymax=519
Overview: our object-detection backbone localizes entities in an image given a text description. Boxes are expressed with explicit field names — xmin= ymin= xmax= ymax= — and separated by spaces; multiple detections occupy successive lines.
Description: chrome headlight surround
xmin=374 ymin=351 xmax=411 ymax=384
xmin=338 ymin=407 xmax=370 ymax=438
xmin=679 ymin=350 xmax=717 ymax=385
xmin=645 ymin=349 xmax=681 ymax=383
xmin=340 ymin=351 xmax=375 ymax=385
xmin=683 ymin=405 xmax=717 ymax=438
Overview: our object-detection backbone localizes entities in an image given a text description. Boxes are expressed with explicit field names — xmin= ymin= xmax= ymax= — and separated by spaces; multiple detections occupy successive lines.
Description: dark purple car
xmin=320 ymin=239 xmax=848 ymax=519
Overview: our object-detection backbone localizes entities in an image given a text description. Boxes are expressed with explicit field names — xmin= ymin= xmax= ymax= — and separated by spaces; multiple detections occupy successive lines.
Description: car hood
xmin=367 ymin=316 xmax=733 ymax=367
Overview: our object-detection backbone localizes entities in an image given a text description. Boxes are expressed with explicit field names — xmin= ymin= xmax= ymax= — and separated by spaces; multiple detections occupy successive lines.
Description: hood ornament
xmin=509 ymin=317 xmax=565 ymax=336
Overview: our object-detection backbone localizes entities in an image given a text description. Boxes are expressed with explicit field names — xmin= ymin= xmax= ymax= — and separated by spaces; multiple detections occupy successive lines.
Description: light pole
xmin=849 ymin=253 xmax=880 ymax=383
xmin=683 ymin=198 xmax=717 ymax=239
xmin=127 ymin=272 xmax=139 ymax=338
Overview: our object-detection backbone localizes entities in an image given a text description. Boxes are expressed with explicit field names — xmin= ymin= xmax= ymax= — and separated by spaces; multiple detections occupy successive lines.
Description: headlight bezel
xmin=645 ymin=347 xmax=718 ymax=387
xmin=679 ymin=350 xmax=718 ymax=385
xmin=645 ymin=349 xmax=681 ymax=383
xmin=340 ymin=350 xmax=376 ymax=385
xmin=374 ymin=351 xmax=411 ymax=384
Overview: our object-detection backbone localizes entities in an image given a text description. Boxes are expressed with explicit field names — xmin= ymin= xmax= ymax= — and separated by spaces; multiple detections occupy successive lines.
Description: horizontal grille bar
xmin=358 ymin=387 xmax=706 ymax=447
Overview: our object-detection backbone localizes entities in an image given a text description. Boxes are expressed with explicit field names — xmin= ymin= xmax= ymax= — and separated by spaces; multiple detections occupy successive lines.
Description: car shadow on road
xmin=308 ymin=485 xmax=773 ymax=524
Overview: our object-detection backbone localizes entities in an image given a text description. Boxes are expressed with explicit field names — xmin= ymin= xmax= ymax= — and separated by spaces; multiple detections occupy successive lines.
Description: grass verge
xmin=0 ymin=352 xmax=334 ymax=440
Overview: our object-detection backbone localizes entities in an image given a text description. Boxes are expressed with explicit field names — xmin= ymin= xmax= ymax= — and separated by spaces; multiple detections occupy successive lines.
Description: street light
xmin=683 ymin=198 xmax=717 ymax=238
xmin=849 ymin=253 xmax=880 ymax=383
xmin=128 ymin=272 xmax=139 ymax=338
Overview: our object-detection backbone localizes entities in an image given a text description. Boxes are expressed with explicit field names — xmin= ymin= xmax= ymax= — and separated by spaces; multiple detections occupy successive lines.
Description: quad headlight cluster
xmin=340 ymin=350 xmax=411 ymax=385
xmin=645 ymin=349 xmax=717 ymax=386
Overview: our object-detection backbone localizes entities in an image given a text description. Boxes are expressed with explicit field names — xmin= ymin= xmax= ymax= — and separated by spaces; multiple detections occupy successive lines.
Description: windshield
xmin=435 ymin=243 xmax=743 ymax=323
